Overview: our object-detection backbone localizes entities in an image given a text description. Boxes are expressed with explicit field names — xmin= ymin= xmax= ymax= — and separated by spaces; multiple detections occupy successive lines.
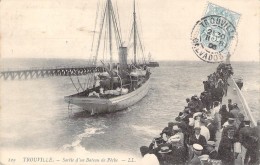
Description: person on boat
xmin=140 ymin=146 xmax=159 ymax=165
xmin=205 ymin=141 xmax=219 ymax=160
xmin=239 ymin=120 xmax=259 ymax=165
xmin=218 ymin=127 xmax=238 ymax=165
xmin=190 ymin=144 xmax=203 ymax=165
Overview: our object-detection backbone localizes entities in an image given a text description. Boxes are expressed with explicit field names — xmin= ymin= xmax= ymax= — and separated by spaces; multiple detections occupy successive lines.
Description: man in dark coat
xmin=239 ymin=120 xmax=259 ymax=165
xmin=190 ymin=144 xmax=203 ymax=165
xmin=219 ymin=105 xmax=233 ymax=127
xmin=203 ymin=81 xmax=210 ymax=91
xmin=205 ymin=141 xmax=219 ymax=160
xmin=227 ymin=99 xmax=233 ymax=111
xmin=204 ymin=119 xmax=217 ymax=141
xmin=188 ymin=127 xmax=207 ymax=149
xmin=218 ymin=127 xmax=238 ymax=165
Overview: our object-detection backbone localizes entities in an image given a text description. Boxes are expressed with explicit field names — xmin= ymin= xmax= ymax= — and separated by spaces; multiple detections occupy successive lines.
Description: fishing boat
xmin=64 ymin=0 xmax=151 ymax=114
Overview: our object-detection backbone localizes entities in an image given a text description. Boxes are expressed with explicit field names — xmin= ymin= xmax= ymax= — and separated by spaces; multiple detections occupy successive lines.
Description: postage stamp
xmin=191 ymin=3 xmax=241 ymax=63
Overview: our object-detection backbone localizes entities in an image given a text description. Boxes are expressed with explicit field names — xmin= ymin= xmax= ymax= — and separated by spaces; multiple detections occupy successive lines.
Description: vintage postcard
xmin=0 ymin=0 xmax=259 ymax=165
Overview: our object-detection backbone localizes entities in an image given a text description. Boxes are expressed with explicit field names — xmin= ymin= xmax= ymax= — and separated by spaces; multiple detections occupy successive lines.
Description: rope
xmin=69 ymin=75 xmax=79 ymax=93
xmin=94 ymin=2 xmax=108 ymax=65
xmin=76 ymin=75 xmax=84 ymax=91
xmin=136 ymin=27 xmax=146 ymax=63
xmin=115 ymin=1 xmax=122 ymax=45
xmin=110 ymin=4 xmax=123 ymax=48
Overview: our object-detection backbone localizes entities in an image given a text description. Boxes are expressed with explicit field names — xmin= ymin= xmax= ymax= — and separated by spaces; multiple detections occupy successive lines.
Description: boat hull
xmin=64 ymin=78 xmax=150 ymax=114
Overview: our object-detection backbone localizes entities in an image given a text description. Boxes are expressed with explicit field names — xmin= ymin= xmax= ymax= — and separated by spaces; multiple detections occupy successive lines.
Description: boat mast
xmin=107 ymin=0 xmax=113 ymax=70
xmin=133 ymin=0 xmax=137 ymax=64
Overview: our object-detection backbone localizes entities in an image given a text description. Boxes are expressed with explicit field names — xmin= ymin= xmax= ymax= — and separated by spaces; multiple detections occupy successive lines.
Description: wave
xmin=61 ymin=125 xmax=105 ymax=153
xmin=131 ymin=125 xmax=161 ymax=137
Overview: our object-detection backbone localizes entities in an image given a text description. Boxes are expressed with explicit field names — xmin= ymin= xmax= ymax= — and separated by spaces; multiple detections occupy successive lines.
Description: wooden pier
xmin=0 ymin=66 xmax=106 ymax=80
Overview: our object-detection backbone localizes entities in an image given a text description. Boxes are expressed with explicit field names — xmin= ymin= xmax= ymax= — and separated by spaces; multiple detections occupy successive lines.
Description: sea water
xmin=0 ymin=59 xmax=259 ymax=157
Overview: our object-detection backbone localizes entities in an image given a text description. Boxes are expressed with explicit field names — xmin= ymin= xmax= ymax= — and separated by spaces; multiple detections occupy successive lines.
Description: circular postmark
xmin=191 ymin=15 xmax=238 ymax=63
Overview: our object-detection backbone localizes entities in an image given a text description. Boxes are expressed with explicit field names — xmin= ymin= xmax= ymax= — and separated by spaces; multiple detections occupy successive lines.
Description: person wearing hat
xmin=190 ymin=144 xmax=203 ymax=165
xmin=218 ymin=126 xmax=238 ymax=165
xmin=157 ymin=146 xmax=173 ymax=165
xmin=205 ymin=141 xmax=219 ymax=160
xmin=219 ymin=104 xmax=233 ymax=127
xmin=239 ymin=120 xmax=258 ymax=164
xmin=228 ymin=99 xmax=233 ymax=111
xmin=236 ymin=113 xmax=245 ymax=131
xmin=230 ymin=103 xmax=240 ymax=120
xmin=161 ymin=122 xmax=175 ymax=137
xmin=204 ymin=119 xmax=217 ymax=141
xmin=221 ymin=118 xmax=237 ymax=138
xmin=167 ymin=125 xmax=186 ymax=164
xmin=188 ymin=127 xmax=207 ymax=148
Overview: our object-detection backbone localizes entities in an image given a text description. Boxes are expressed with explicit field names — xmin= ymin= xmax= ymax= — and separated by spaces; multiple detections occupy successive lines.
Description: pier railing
xmin=0 ymin=66 xmax=106 ymax=80
xmin=231 ymin=76 xmax=256 ymax=126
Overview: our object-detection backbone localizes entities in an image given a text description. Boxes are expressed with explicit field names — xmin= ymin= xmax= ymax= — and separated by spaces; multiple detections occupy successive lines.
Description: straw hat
xmin=158 ymin=146 xmax=172 ymax=154
xmin=198 ymin=154 xmax=209 ymax=161
xmin=193 ymin=144 xmax=203 ymax=151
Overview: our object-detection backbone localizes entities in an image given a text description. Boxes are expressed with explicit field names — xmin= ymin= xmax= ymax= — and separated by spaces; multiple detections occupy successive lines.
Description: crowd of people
xmin=140 ymin=63 xmax=260 ymax=165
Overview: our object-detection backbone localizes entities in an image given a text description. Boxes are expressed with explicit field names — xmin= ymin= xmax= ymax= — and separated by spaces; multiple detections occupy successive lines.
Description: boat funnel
xmin=119 ymin=47 xmax=128 ymax=73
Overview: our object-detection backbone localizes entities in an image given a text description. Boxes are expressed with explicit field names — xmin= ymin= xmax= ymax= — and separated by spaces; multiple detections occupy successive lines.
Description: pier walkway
xmin=0 ymin=66 xmax=105 ymax=80
xmin=215 ymin=76 xmax=256 ymax=165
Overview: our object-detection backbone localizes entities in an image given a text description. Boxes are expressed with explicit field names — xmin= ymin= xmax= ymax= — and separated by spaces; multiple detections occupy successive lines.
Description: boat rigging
xmin=64 ymin=0 xmax=152 ymax=114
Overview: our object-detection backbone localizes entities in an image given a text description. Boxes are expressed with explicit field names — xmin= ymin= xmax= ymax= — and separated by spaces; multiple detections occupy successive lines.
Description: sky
xmin=0 ymin=0 xmax=259 ymax=62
